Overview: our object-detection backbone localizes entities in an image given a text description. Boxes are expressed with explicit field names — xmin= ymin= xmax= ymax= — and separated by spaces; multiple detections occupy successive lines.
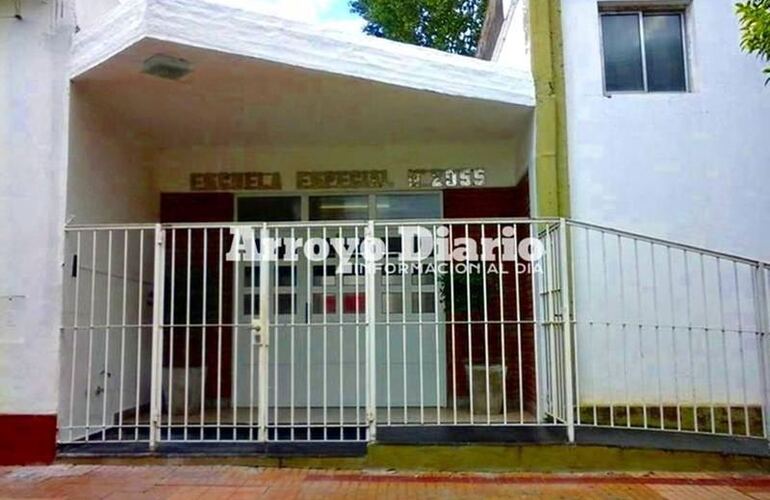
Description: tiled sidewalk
xmin=1 ymin=465 xmax=770 ymax=499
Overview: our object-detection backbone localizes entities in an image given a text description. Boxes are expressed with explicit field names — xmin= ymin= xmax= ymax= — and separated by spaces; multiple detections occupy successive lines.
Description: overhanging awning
xmin=69 ymin=0 xmax=534 ymax=149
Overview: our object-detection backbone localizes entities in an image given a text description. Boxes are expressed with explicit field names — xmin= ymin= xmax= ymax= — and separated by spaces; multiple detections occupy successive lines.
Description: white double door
xmin=233 ymin=249 xmax=447 ymax=410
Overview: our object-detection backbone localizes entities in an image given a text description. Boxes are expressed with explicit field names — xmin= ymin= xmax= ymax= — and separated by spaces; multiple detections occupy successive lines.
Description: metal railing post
xmin=257 ymin=224 xmax=271 ymax=442
xmin=559 ymin=219 xmax=576 ymax=443
xmin=754 ymin=263 xmax=770 ymax=440
xmin=365 ymin=221 xmax=378 ymax=441
xmin=149 ymin=224 xmax=166 ymax=450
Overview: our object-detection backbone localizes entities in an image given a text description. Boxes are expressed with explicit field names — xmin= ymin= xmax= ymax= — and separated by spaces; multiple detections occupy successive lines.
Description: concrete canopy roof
xmin=70 ymin=0 xmax=534 ymax=148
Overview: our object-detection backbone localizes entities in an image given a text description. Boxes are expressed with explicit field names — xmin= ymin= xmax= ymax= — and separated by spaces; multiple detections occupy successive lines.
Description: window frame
xmin=236 ymin=191 xmax=444 ymax=222
xmin=598 ymin=8 xmax=690 ymax=95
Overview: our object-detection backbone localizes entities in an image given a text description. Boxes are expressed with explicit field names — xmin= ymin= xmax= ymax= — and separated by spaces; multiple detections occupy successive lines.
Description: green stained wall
xmin=529 ymin=0 xmax=570 ymax=217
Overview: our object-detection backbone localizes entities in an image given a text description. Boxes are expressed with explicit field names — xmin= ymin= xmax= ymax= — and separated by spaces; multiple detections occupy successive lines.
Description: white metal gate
xmin=58 ymin=218 xmax=770 ymax=451
xmin=60 ymin=219 xmax=562 ymax=447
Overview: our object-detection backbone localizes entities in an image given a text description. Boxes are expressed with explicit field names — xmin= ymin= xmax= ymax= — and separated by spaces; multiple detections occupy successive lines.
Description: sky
xmin=219 ymin=0 xmax=367 ymax=34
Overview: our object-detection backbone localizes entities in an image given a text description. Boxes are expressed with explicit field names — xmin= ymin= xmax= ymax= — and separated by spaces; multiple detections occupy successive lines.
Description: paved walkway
xmin=2 ymin=465 xmax=770 ymax=499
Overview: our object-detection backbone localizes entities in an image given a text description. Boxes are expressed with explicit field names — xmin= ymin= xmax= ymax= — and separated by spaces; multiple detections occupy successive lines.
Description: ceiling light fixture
xmin=142 ymin=54 xmax=192 ymax=81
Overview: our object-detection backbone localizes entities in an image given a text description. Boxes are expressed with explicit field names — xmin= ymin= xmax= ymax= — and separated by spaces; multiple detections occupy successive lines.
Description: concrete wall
xmin=58 ymin=86 xmax=159 ymax=440
xmin=66 ymin=89 xmax=158 ymax=224
xmin=0 ymin=1 xmax=70 ymax=419
xmin=74 ymin=0 xmax=120 ymax=29
xmin=559 ymin=0 xmax=770 ymax=407
xmin=492 ymin=0 xmax=531 ymax=72
xmin=561 ymin=0 xmax=770 ymax=260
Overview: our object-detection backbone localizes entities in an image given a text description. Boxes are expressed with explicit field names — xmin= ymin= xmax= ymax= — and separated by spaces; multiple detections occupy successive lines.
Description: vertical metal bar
xmin=650 ymin=243 xmax=664 ymax=430
xmin=559 ymin=220 xmax=576 ymax=442
xmin=402 ymin=228 xmax=408 ymax=424
xmin=632 ymin=239 xmax=646 ymax=429
xmin=135 ymin=230 xmax=145 ymax=441
xmin=322 ymin=226 xmax=328 ymax=440
xmin=545 ymin=227 xmax=557 ymax=420
xmin=616 ymin=235 xmax=630 ymax=427
xmin=338 ymin=226 xmax=344 ymax=438
xmin=568 ymin=225 xmax=579 ymax=427
xmin=249 ymin=231 xmax=255 ymax=442
xmin=365 ymin=221 xmax=377 ymax=441
xmin=754 ymin=263 xmax=770 ymax=439
xmin=273 ymin=227 xmax=280 ymax=437
xmin=86 ymin=231 xmax=97 ymax=441
xmin=433 ymin=225 xmax=441 ymax=425
xmin=68 ymin=232 xmax=81 ymax=442
xmin=585 ymin=229 xmax=597 ymax=426
xmin=555 ymin=226 xmax=565 ymax=421
xmin=553 ymin=228 xmax=565 ymax=420
xmin=716 ymin=257 xmax=733 ymax=435
xmin=531 ymin=223 xmax=542 ymax=422
xmin=355 ymin=225 xmax=361 ymax=439
xmin=184 ymin=229 xmax=192 ymax=440
xmin=733 ymin=261 xmax=750 ymax=436
xmin=385 ymin=226 xmax=392 ymax=426
xmin=417 ymin=230 xmax=425 ymax=425
xmin=601 ymin=231 xmax=613 ymax=427
xmin=449 ymin=224 xmax=458 ymax=425
xmin=760 ymin=263 xmax=770 ymax=439
xmin=232 ymin=227 xmax=240 ymax=440
xmin=102 ymin=230 xmax=113 ymax=440
xmin=306 ymin=227 xmax=312 ymax=440
xmin=290 ymin=227 xmax=296 ymax=441
xmin=481 ymin=224 xmax=491 ymax=425
xmin=683 ymin=250 xmax=698 ymax=433
xmin=465 ymin=224 xmax=473 ymax=424
xmin=118 ymin=230 xmax=129 ymax=441
xmin=480 ymin=224 xmax=492 ymax=425
xmin=258 ymin=224 xmax=271 ymax=442
xmin=167 ymin=229 xmax=176 ymax=440
xmin=201 ymin=229 xmax=208 ymax=441
xmin=499 ymin=224 xmax=512 ymax=424
xmin=699 ymin=253 xmax=716 ymax=433
xmin=666 ymin=246 xmax=681 ymax=431
xmin=217 ymin=228 xmax=224 ymax=441
xmin=149 ymin=225 xmax=166 ymax=450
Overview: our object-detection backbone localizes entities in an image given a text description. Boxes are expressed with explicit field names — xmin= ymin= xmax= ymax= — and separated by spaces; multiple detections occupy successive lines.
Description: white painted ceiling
xmin=74 ymin=38 xmax=532 ymax=148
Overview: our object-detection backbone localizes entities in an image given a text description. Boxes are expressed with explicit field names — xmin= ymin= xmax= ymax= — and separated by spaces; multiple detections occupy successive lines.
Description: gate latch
xmin=251 ymin=318 xmax=268 ymax=347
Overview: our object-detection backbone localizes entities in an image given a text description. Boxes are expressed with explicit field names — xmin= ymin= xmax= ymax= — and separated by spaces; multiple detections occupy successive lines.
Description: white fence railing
xmin=568 ymin=221 xmax=769 ymax=439
xmin=58 ymin=219 xmax=770 ymax=449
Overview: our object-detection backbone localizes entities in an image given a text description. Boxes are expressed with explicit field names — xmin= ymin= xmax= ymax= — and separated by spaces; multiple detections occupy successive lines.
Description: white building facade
xmin=1 ymin=0 xmax=769 ymax=464
xmin=490 ymin=0 xmax=770 ymax=444
xmin=0 ymin=0 xmax=72 ymax=464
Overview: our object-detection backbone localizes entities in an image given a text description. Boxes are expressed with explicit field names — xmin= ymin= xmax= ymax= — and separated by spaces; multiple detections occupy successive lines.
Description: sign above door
xmin=408 ymin=168 xmax=486 ymax=189
xmin=190 ymin=172 xmax=282 ymax=191
xmin=296 ymin=170 xmax=390 ymax=190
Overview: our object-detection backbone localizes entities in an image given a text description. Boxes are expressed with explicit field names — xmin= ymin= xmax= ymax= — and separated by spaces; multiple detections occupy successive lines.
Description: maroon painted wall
xmin=161 ymin=193 xmax=235 ymax=401
xmin=443 ymin=182 xmax=530 ymax=219
xmin=442 ymin=178 xmax=536 ymax=414
xmin=0 ymin=415 xmax=57 ymax=465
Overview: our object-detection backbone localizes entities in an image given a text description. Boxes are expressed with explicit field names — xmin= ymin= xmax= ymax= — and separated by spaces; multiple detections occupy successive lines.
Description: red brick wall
xmin=442 ymin=179 xmax=537 ymax=414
